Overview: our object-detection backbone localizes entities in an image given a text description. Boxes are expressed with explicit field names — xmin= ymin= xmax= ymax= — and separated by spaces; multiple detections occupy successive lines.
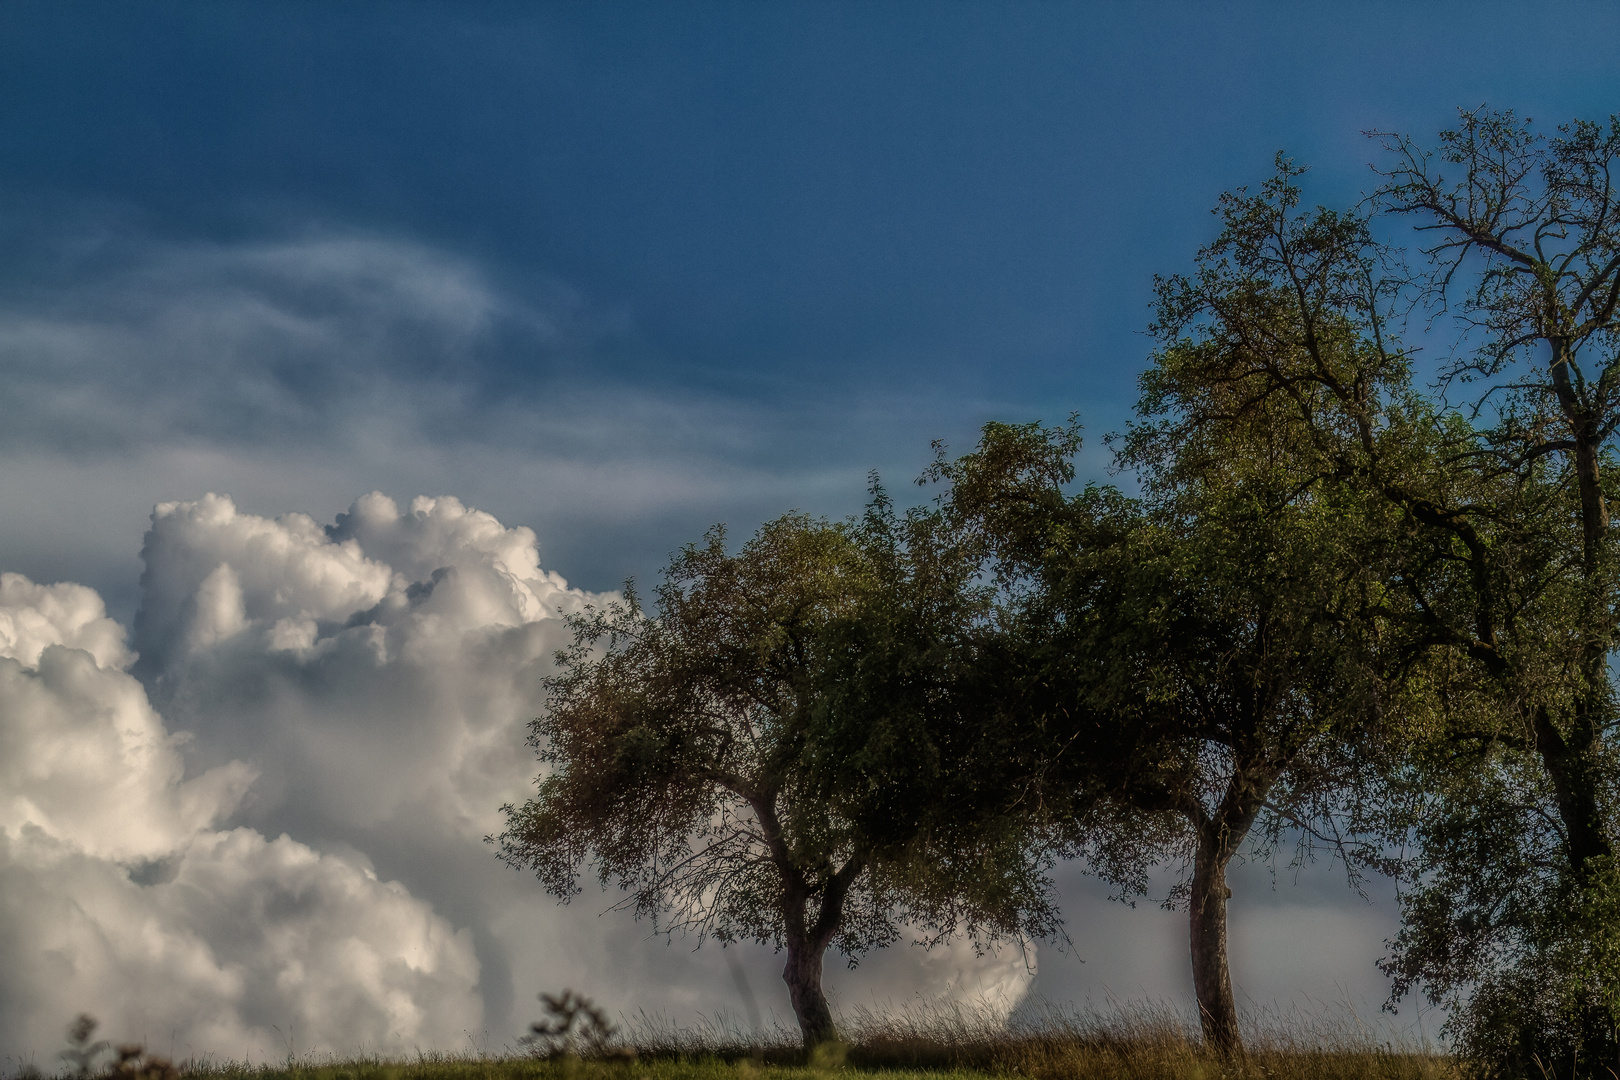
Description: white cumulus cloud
xmin=0 ymin=570 xmax=481 ymax=1066
xmin=135 ymin=492 xmax=602 ymax=837
xmin=120 ymin=491 xmax=1039 ymax=1054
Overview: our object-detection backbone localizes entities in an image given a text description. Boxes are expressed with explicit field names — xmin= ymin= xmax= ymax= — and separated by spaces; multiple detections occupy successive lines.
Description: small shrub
xmin=55 ymin=1016 xmax=175 ymax=1080
xmin=60 ymin=1016 xmax=109 ymax=1079
xmin=521 ymin=992 xmax=633 ymax=1062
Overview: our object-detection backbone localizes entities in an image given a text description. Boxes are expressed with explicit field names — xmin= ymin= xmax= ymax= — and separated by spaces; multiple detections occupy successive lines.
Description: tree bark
xmin=782 ymin=935 xmax=838 ymax=1049
xmin=755 ymin=784 xmax=863 ymax=1051
xmin=1189 ymin=822 xmax=1241 ymax=1055
xmin=1185 ymin=767 xmax=1274 ymax=1057
xmin=1546 ymin=347 xmax=1617 ymax=884
xmin=1533 ymin=704 xmax=1614 ymax=881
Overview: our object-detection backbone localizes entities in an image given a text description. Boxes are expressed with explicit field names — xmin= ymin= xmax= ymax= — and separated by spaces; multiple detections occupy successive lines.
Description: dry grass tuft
xmin=832 ymin=997 xmax=1450 ymax=1079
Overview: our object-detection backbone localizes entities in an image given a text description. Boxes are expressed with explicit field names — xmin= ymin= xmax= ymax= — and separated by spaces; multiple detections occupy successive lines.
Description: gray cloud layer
xmin=0 ymin=230 xmax=1019 ymax=628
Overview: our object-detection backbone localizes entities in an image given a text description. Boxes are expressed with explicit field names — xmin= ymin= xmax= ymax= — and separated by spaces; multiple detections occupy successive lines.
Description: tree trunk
xmin=750 ymin=789 xmax=862 ymax=1051
xmin=1550 ymin=342 xmax=1620 ymax=1072
xmin=1186 ymin=765 xmax=1273 ymax=1057
xmin=1533 ymin=704 xmax=1614 ymax=881
xmin=782 ymin=935 xmax=838 ymax=1049
xmin=1189 ymin=825 xmax=1241 ymax=1056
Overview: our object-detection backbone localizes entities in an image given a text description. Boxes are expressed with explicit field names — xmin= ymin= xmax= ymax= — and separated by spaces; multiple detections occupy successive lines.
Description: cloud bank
xmin=0 ymin=568 xmax=480 ymax=1064
xmin=0 ymin=492 xmax=1039 ymax=1066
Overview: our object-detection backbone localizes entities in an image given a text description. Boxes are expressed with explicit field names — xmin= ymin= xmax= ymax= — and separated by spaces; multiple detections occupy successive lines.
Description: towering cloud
xmin=133 ymin=494 xmax=604 ymax=949
xmin=0 ymin=570 xmax=481 ymax=1064
xmin=0 ymin=492 xmax=1037 ymax=1065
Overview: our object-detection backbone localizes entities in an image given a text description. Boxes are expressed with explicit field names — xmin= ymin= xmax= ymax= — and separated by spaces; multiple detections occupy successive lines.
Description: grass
xmin=145 ymin=1000 xmax=1453 ymax=1080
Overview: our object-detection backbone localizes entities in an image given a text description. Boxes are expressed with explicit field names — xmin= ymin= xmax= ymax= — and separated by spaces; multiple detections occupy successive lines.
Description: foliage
xmin=928 ymin=346 xmax=1393 ymax=1054
xmin=1363 ymin=109 xmax=1620 ymax=1075
xmin=53 ymin=1015 xmax=178 ymax=1080
xmin=490 ymin=105 xmax=1620 ymax=1073
xmin=495 ymin=502 xmax=1050 ymax=1047
xmin=916 ymin=111 xmax=1620 ymax=1067
xmin=520 ymin=992 xmax=631 ymax=1062
xmin=1102 ymin=107 xmax=1620 ymax=1072
xmin=920 ymin=161 xmax=1419 ymax=1049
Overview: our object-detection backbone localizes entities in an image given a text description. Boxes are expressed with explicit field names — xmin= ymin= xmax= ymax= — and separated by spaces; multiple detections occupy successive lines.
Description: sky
xmin=0 ymin=0 xmax=1614 ymax=1063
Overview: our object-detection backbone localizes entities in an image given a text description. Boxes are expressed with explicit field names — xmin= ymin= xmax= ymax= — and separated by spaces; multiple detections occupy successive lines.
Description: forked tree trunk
xmin=753 ymin=791 xmax=863 ymax=1051
xmin=782 ymin=934 xmax=838 ymax=1048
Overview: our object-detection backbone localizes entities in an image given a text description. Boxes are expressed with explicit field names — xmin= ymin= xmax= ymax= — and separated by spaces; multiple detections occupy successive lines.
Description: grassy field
xmin=178 ymin=1043 xmax=1451 ymax=1080
xmin=156 ymin=1003 xmax=1452 ymax=1080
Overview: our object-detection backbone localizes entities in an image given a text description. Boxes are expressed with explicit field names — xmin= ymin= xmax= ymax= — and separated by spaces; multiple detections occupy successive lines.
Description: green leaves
xmin=496 ymin=497 xmax=1052 ymax=989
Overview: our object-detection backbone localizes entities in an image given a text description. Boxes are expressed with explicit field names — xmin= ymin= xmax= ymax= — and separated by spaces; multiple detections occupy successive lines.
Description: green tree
xmin=931 ymin=392 xmax=1390 ymax=1054
xmin=1130 ymin=113 xmax=1620 ymax=1073
xmin=1365 ymin=108 xmax=1620 ymax=1075
xmin=495 ymin=505 xmax=1050 ymax=1049
xmin=920 ymin=152 xmax=1438 ymax=1054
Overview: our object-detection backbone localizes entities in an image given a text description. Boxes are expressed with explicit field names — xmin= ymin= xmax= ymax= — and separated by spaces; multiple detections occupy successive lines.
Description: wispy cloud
xmin=0 ymin=235 xmax=525 ymax=453
xmin=0 ymin=225 xmax=1038 ymax=626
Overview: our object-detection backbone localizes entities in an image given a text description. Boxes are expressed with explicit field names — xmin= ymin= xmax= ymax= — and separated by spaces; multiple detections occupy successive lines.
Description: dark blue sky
xmin=3 ymin=1 xmax=1619 ymax=609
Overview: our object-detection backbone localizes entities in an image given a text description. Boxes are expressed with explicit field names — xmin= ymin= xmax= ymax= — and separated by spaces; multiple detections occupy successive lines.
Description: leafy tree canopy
xmin=496 ymin=500 xmax=1051 ymax=1048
